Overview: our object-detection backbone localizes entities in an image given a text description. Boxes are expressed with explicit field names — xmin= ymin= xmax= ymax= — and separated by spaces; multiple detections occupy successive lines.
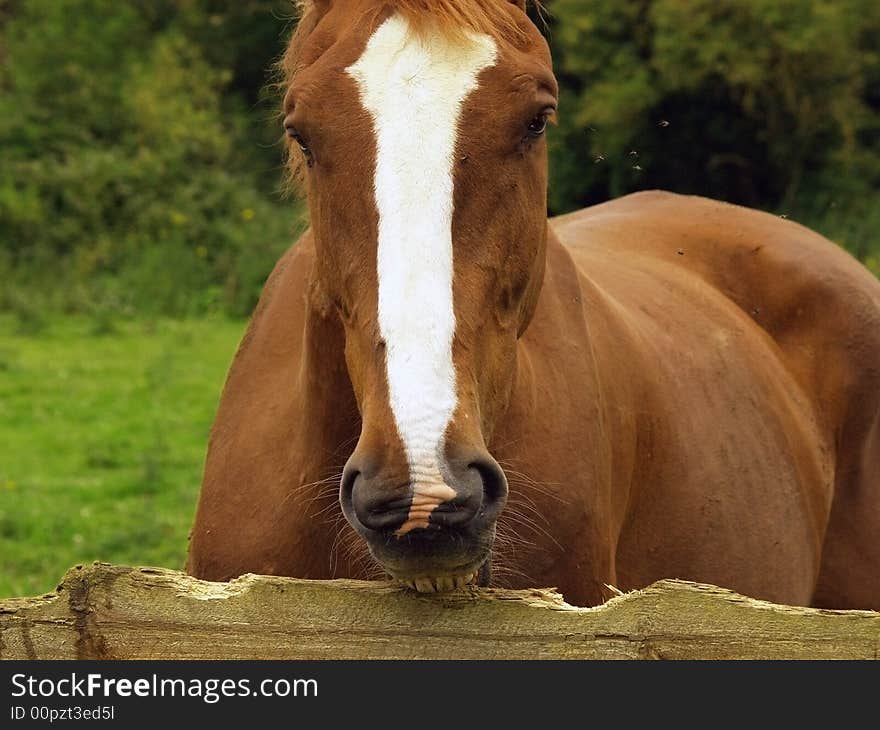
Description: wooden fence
xmin=1 ymin=563 xmax=877 ymax=659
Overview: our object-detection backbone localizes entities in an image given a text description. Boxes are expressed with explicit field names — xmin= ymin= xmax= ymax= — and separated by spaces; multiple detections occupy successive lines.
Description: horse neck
xmin=514 ymin=220 xmax=551 ymax=338
xmin=504 ymin=224 xmax=632 ymax=460
xmin=296 ymin=273 xmax=361 ymax=464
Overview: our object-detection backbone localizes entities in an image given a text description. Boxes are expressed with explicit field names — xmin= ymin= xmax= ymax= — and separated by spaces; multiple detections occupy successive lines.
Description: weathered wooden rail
xmin=1 ymin=563 xmax=877 ymax=659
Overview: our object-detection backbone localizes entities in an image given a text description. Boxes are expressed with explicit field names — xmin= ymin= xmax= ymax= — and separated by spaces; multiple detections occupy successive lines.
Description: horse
xmin=186 ymin=0 xmax=880 ymax=608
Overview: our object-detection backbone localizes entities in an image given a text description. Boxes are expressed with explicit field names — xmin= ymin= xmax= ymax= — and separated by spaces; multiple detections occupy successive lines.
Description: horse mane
xmin=279 ymin=1 xmax=540 ymax=194
xmin=295 ymin=1 xmax=533 ymax=43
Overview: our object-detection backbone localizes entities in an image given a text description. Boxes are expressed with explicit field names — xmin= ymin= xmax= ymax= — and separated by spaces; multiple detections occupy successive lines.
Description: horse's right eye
xmin=285 ymin=126 xmax=314 ymax=167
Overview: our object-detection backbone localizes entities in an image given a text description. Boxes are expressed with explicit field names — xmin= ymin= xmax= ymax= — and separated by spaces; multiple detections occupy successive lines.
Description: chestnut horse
xmin=187 ymin=0 xmax=880 ymax=608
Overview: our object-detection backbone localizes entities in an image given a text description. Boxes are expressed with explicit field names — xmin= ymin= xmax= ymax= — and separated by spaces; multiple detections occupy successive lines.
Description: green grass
xmin=0 ymin=315 xmax=246 ymax=598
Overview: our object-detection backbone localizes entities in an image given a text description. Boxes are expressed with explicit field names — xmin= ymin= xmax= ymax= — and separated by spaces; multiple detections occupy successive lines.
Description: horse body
xmin=188 ymin=189 xmax=880 ymax=607
xmin=187 ymin=1 xmax=880 ymax=608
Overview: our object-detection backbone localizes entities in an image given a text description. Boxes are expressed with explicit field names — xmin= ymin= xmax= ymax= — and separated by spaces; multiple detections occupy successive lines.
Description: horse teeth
xmin=401 ymin=575 xmax=477 ymax=592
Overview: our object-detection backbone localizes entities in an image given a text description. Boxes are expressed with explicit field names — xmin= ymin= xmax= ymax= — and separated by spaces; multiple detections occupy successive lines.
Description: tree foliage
xmin=0 ymin=0 xmax=299 ymax=317
xmin=548 ymin=0 xmax=879 ymax=273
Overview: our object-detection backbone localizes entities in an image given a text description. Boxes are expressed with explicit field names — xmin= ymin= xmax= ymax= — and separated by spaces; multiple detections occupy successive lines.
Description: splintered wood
xmin=1 ymin=563 xmax=877 ymax=659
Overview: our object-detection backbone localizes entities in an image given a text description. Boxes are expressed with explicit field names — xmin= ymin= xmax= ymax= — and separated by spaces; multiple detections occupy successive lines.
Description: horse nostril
xmin=349 ymin=478 xmax=410 ymax=533
xmin=339 ymin=462 xmax=359 ymax=512
xmin=470 ymin=456 xmax=508 ymax=518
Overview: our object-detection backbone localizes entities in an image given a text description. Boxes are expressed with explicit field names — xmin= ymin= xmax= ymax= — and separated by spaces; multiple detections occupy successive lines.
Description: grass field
xmin=0 ymin=315 xmax=246 ymax=598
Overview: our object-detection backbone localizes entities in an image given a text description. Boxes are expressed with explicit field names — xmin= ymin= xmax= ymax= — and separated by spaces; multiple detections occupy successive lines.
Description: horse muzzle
xmin=339 ymin=451 xmax=507 ymax=591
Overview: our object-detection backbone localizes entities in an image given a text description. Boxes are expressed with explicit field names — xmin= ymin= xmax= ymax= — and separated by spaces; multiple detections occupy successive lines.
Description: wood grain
xmin=1 ymin=563 xmax=877 ymax=659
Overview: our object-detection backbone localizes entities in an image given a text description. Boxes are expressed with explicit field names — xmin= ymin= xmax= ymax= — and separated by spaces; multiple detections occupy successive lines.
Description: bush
xmin=0 ymin=0 xmax=301 ymax=318
xmin=547 ymin=0 xmax=880 ymax=265
xmin=0 ymin=0 xmax=876 ymax=319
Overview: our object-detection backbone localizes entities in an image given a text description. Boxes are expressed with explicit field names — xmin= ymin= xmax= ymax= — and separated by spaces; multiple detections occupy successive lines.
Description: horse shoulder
xmin=188 ymin=231 xmax=337 ymax=580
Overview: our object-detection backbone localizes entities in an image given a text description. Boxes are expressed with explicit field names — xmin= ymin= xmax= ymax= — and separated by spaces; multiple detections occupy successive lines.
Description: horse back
xmin=553 ymin=190 xmax=880 ymax=443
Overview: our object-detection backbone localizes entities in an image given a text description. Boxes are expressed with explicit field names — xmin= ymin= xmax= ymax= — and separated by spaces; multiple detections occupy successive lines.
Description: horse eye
xmin=285 ymin=126 xmax=314 ymax=166
xmin=526 ymin=112 xmax=549 ymax=138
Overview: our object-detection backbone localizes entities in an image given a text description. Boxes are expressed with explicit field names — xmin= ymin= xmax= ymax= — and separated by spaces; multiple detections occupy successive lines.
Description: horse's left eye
xmin=526 ymin=112 xmax=549 ymax=139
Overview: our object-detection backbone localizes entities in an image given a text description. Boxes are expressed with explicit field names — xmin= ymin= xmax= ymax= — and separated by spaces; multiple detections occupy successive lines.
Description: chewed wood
xmin=1 ymin=563 xmax=878 ymax=660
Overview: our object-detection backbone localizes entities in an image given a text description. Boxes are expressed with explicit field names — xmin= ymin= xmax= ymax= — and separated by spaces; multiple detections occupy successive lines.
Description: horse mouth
xmin=396 ymin=571 xmax=479 ymax=593
xmin=365 ymin=524 xmax=495 ymax=593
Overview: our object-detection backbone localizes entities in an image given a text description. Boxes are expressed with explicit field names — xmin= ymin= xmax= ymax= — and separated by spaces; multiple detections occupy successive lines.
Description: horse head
xmin=280 ymin=0 xmax=556 ymax=590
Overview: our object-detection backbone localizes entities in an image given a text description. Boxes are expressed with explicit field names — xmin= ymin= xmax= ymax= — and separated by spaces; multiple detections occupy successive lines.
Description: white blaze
xmin=346 ymin=16 xmax=497 ymax=531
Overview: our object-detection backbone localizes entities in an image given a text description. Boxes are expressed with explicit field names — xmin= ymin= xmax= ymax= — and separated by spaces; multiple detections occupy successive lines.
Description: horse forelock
xmin=290 ymin=1 xmax=535 ymax=46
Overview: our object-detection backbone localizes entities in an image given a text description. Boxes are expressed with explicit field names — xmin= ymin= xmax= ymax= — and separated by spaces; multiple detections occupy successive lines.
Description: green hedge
xmin=0 ymin=0 xmax=302 ymax=318
xmin=1 ymin=0 xmax=877 ymax=321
